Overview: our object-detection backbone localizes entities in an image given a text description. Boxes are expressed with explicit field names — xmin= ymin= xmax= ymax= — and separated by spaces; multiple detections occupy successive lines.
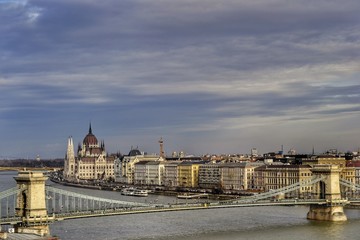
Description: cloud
xmin=1 ymin=0 xmax=360 ymax=157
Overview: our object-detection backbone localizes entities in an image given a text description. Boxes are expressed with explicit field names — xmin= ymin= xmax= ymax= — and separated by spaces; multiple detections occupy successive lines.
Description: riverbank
xmin=3 ymin=233 xmax=59 ymax=240
xmin=0 ymin=167 xmax=59 ymax=172
xmin=49 ymin=178 xmax=103 ymax=190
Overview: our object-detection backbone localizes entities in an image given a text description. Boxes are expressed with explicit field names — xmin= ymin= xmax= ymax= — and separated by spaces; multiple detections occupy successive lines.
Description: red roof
xmin=347 ymin=161 xmax=360 ymax=167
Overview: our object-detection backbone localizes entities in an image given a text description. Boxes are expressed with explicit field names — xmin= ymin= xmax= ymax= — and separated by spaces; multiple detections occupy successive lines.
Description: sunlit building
xmin=303 ymin=155 xmax=355 ymax=193
xmin=162 ymin=161 xmax=181 ymax=188
xmin=134 ymin=161 xmax=165 ymax=186
xmin=177 ymin=162 xmax=201 ymax=188
xmin=114 ymin=148 xmax=162 ymax=184
xmin=219 ymin=162 xmax=261 ymax=192
xmin=347 ymin=161 xmax=360 ymax=185
xmin=64 ymin=124 xmax=116 ymax=181
xmin=254 ymin=164 xmax=313 ymax=198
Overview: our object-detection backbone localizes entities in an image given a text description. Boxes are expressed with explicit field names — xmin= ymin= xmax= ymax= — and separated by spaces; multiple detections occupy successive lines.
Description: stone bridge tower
xmin=14 ymin=171 xmax=53 ymax=236
xmin=307 ymin=165 xmax=348 ymax=221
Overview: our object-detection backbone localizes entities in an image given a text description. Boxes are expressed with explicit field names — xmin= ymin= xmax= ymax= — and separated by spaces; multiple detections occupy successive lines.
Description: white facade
xmin=115 ymin=149 xmax=161 ymax=184
xmin=163 ymin=162 xmax=181 ymax=188
xmin=64 ymin=125 xmax=116 ymax=181
xmin=220 ymin=162 xmax=262 ymax=191
xmin=355 ymin=167 xmax=360 ymax=185
xmin=146 ymin=161 xmax=165 ymax=185
xmin=220 ymin=163 xmax=244 ymax=191
xmin=134 ymin=161 xmax=165 ymax=186
xmin=134 ymin=161 xmax=148 ymax=185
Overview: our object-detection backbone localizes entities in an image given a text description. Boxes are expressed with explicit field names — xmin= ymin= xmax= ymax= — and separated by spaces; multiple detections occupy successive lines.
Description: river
xmin=1 ymin=171 xmax=360 ymax=240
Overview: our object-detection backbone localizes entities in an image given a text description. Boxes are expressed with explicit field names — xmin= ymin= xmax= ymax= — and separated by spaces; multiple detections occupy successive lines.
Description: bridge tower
xmin=14 ymin=171 xmax=53 ymax=236
xmin=307 ymin=165 xmax=348 ymax=221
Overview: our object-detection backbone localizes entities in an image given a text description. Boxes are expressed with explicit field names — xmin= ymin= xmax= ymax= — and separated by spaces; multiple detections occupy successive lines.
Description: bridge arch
xmin=319 ymin=181 xmax=326 ymax=199
xmin=20 ymin=190 xmax=27 ymax=217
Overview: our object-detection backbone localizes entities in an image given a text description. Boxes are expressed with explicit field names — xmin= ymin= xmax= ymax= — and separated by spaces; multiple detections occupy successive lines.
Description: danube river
xmin=2 ymin=171 xmax=360 ymax=240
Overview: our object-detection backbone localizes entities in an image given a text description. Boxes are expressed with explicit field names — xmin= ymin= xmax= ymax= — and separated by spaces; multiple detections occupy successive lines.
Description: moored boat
xmin=121 ymin=188 xmax=148 ymax=197
xmin=133 ymin=189 xmax=149 ymax=197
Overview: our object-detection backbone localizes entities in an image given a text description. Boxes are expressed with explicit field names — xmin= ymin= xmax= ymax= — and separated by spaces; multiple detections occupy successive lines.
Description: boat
xmin=121 ymin=188 xmax=148 ymax=197
xmin=133 ymin=189 xmax=149 ymax=197
xmin=120 ymin=187 xmax=134 ymax=196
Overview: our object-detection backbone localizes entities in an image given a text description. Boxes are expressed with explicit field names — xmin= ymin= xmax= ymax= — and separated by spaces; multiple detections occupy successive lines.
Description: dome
xmin=83 ymin=133 xmax=98 ymax=146
xmin=128 ymin=149 xmax=142 ymax=156
xmin=83 ymin=124 xmax=98 ymax=146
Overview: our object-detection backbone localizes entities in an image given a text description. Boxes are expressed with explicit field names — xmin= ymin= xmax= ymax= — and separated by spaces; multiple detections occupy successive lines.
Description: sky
xmin=1 ymin=0 xmax=360 ymax=159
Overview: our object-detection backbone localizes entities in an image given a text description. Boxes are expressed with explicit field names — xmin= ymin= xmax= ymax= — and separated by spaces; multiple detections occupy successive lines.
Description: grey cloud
xmin=1 ymin=0 xmax=360 ymax=157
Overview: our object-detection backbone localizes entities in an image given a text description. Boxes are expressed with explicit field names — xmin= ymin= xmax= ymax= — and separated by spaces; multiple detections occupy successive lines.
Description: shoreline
xmin=49 ymin=178 xmax=103 ymax=190
xmin=48 ymin=178 xmax=238 ymax=200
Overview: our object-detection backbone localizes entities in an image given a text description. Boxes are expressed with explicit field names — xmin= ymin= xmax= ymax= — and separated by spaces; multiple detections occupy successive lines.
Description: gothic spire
xmin=66 ymin=136 xmax=75 ymax=161
xmin=89 ymin=122 xmax=92 ymax=134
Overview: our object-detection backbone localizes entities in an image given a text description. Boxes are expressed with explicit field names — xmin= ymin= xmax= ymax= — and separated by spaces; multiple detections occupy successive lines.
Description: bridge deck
xmin=2 ymin=198 xmax=353 ymax=225
xmin=47 ymin=199 xmax=332 ymax=221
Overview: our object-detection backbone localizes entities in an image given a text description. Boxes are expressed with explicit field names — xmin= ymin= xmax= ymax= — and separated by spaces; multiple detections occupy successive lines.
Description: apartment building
xmin=177 ymin=162 xmax=201 ymax=188
xmin=303 ymin=155 xmax=355 ymax=194
xmin=163 ymin=161 xmax=181 ymax=188
xmin=254 ymin=164 xmax=312 ymax=198
xmin=198 ymin=164 xmax=221 ymax=189
xmin=114 ymin=148 xmax=160 ymax=184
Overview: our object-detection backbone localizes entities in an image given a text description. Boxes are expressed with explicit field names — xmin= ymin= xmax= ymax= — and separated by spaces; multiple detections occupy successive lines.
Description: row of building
xmin=114 ymin=152 xmax=356 ymax=197
xmin=63 ymin=125 xmax=359 ymax=197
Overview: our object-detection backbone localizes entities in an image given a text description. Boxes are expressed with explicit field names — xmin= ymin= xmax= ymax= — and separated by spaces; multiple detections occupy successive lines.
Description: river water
xmin=1 ymin=171 xmax=360 ymax=240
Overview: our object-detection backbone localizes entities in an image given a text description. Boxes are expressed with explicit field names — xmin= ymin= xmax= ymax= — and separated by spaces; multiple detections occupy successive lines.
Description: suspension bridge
xmin=1 ymin=164 xmax=360 ymax=237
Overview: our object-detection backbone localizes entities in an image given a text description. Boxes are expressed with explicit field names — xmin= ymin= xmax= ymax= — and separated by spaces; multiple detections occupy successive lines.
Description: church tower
xmin=64 ymin=136 xmax=76 ymax=180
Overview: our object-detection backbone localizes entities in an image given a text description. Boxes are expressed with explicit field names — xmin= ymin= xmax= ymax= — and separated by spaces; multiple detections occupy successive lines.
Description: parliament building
xmin=64 ymin=124 xmax=116 ymax=181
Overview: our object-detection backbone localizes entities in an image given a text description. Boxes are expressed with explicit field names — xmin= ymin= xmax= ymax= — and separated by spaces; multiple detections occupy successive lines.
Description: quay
xmin=177 ymin=193 xmax=209 ymax=199
xmin=1 ymin=233 xmax=58 ymax=240
xmin=49 ymin=176 xmax=238 ymax=200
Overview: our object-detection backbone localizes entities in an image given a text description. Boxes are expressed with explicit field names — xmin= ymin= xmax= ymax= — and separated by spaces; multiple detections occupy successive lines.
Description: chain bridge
xmin=1 ymin=165 xmax=360 ymax=237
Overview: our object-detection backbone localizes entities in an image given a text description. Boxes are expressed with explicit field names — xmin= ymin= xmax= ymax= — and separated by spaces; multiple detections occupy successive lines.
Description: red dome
xmin=83 ymin=133 xmax=98 ymax=146
xmin=83 ymin=124 xmax=98 ymax=146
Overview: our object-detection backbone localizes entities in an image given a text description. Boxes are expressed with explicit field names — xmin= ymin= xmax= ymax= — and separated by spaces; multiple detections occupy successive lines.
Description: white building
xmin=133 ymin=161 xmax=148 ymax=185
xmin=220 ymin=162 xmax=263 ymax=191
xmin=163 ymin=161 xmax=181 ymax=188
xmin=133 ymin=161 xmax=164 ymax=186
xmin=148 ymin=161 xmax=164 ymax=185
xmin=114 ymin=148 xmax=162 ymax=184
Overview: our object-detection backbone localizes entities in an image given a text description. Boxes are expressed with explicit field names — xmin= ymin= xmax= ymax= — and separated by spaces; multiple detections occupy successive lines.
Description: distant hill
xmin=0 ymin=159 xmax=64 ymax=168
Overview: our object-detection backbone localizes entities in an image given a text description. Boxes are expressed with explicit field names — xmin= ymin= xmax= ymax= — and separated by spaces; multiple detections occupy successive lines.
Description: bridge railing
xmin=47 ymin=198 xmax=336 ymax=220
xmin=339 ymin=178 xmax=360 ymax=191
xmin=0 ymin=187 xmax=19 ymax=199
xmin=0 ymin=187 xmax=20 ymax=220
xmin=223 ymin=176 xmax=326 ymax=204
xmin=216 ymin=176 xmax=327 ymax=205
xmin=0 ymin=216 xmax=22 ymax=225
xmin=214 ymin=198 xmax=329 ymax=207
xmin=45 ymin=186 xmax=152 ymax=215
